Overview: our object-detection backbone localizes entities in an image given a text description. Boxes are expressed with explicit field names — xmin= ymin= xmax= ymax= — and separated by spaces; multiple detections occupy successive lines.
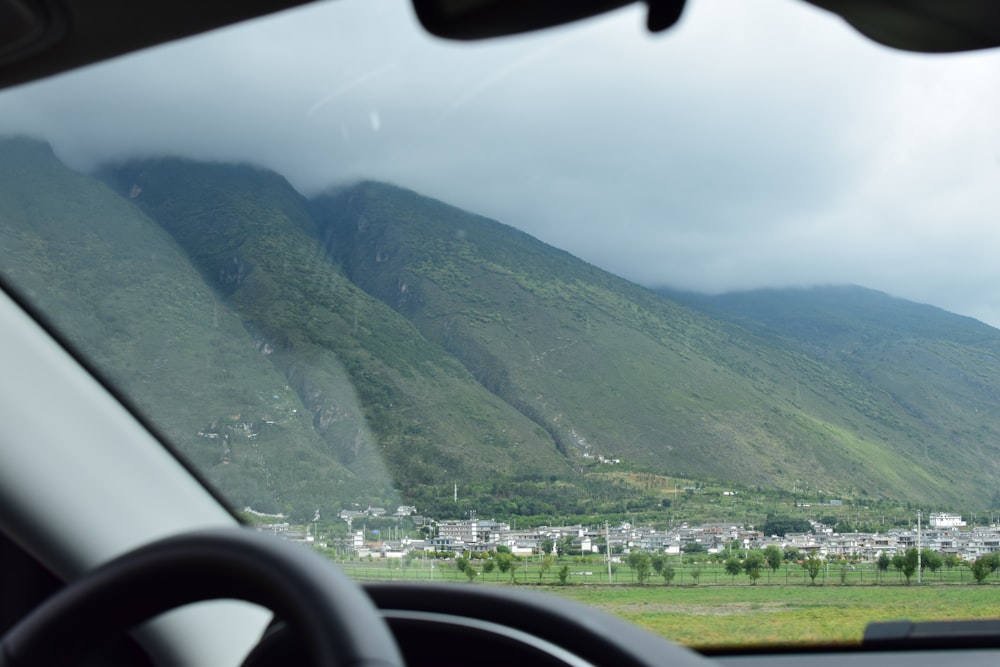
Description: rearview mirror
xmin=410 ymin=0 xmax=686 ymax=40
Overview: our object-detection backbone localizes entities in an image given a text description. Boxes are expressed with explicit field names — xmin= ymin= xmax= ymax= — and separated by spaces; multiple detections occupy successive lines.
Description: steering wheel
xmin=0 ymin=528 xmax=405 ymax=666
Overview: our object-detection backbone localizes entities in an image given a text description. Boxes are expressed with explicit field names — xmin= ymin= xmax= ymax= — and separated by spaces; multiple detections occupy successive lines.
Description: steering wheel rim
xmin=0 ymin=527 xmax=405 ymax=667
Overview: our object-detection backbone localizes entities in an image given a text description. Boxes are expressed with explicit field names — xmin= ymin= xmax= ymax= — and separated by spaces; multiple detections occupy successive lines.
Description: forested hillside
xmin=0 ymin=138 xmax=360 ymax=518
xmin=311 ymin=182 xmax=998 ymax=504
xmin=4 ymin=137 xmax=999 ymax=515
xmin=665 ymin=285 xmax=1000 ymax=501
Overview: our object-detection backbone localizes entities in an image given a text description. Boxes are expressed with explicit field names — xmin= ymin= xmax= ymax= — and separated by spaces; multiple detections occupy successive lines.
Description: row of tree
xmin=624 ymin=545 xmax=1000 ymax=586
xmin=454 ymin=547 xmax=573 ymax=584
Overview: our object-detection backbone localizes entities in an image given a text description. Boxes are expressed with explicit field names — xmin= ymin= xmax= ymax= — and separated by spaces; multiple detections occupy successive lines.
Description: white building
xmin=437 ymin=519 xmax=510 ymax=544
xmin=929 ymin=512 xmax=966 ymax=529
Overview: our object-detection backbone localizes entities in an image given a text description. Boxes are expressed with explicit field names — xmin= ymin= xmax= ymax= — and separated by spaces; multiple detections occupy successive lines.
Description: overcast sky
xmin=3 ymin=0 xmax=1000 ymax=326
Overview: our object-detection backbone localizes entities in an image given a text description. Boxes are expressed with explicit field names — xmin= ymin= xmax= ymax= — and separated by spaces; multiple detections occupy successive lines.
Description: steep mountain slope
xmin=99 ymin=158 xmax=570 ymax=498
xmin=663 ymin=285 xmax=1000 ymax=348
xmin=666 ymin=285 xmax=1000 ymax=496
xmin=0 ymin=138 xmax=361 ymax=518
xmin=311 ymin=182 xmax=979 ymax=504
xmin=6 ymin=139 xmax=998 ymax=510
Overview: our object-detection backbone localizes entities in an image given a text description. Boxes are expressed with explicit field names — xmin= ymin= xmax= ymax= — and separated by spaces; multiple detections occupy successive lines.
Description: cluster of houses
xmin=336 ymin=511 xmax=1000 ymax=562
xmin=338 ymin=505 xmax=419 ymax=522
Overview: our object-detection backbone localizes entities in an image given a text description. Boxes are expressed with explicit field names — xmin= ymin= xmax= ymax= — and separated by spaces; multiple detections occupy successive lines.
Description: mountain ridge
xmin=310 ymin=180 xmax=995 ymax=504
xmin=3 ymin=136 xmax=999 ymax=514
xmin=98 ymin=157 xmax=573 ymax=490
xmin=662 ymin=284 xmax=1000 ymax=497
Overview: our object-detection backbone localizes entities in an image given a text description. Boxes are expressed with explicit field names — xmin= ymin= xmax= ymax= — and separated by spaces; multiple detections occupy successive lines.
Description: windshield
xmin=3 ymin=0 xmax=1000 ymax=651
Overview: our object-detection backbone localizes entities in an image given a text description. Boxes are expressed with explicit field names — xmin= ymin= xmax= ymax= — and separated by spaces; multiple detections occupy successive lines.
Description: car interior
xmin=2 ymin=0 xmax=1000 ymax=665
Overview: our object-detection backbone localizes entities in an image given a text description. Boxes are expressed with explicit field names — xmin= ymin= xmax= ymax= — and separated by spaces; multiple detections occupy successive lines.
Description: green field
xmin=336 ymin=557 xmax=1000 ymax=647
xmin=547 ymin=585 xmax=1000 ymax=647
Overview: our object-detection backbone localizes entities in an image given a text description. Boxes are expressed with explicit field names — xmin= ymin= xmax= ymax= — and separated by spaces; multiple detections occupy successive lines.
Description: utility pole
xmin=917 ymin=510 xmax=922 ymax=584
xmin=606 ymin=521 xmax=612 ymax=585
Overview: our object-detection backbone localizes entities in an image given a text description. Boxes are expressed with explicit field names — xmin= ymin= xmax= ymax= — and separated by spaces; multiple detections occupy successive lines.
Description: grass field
xmin=546 ymin=585 xmax=1000 ymax=647
xmin=335 ymin=557 xmax=1000 ymax=647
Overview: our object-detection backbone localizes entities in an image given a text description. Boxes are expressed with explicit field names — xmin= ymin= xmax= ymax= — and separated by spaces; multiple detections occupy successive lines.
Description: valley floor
xmin=549 ymin=584 xmax=1000 ymax=648
xmin=335 ymin=558 xmax=1000 ymax=647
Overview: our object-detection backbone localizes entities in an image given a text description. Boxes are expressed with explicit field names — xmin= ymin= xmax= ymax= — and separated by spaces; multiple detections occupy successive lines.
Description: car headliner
xmin=2 ymin=0 xmax=1000 ymax=92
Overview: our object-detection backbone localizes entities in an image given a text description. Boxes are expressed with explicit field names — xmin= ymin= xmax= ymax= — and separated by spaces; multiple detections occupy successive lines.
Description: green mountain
xmin=0 ymin=137 xmax=361 ymax=519
xmin=5 ymin=137 xmax=999 ymax=513
xmin=97 ymin=158 xmax=570 ymax=494
xmin=665 ymin=285 xmax=1000 ymax=496
xmin=311 ymin=183 xmax=994 ymax=505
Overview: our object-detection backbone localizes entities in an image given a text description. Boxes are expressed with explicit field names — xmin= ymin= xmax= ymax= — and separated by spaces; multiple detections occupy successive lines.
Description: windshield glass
xmin=3 ymin=0 xmax=1000 ymax=650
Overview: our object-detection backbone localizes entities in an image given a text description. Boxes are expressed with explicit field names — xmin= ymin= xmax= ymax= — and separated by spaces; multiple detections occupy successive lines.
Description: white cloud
xmin=2 ymin=0 xmax=1000 ymax=325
